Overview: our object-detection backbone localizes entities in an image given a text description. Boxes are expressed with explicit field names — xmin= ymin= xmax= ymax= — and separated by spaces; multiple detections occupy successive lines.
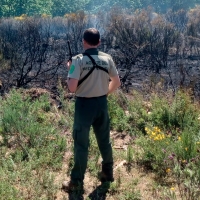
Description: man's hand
xmin=67 ymin=60 xmax=72 ymax=70
xmin=108 ymin=75 xmax=121 ymax=95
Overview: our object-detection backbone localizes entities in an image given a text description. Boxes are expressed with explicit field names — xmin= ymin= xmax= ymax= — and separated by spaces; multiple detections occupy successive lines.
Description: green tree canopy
xmin=0 ymin=0 xmax=200 ymax=17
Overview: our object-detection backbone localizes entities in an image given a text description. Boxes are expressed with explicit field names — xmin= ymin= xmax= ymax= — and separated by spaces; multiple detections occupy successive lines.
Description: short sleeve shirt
xmin=68 ymin=48 xmax=118 ymax=97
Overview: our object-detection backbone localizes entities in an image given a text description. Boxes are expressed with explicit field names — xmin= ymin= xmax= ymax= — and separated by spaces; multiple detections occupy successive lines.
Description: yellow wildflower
xmin=152 ymin=131 xmax=156 ymax=136
xmin=171 ymin=187 xmax=175 ymax=191
xmin=158 ymin=135 xmax=162 ymax=140
xmin=166 ymin=168 xmax=171 ymax=173
xmin=156 ymin=128 xmax=161 ymax=132
xmin=154 ymin=137 xmax=159 ymax=141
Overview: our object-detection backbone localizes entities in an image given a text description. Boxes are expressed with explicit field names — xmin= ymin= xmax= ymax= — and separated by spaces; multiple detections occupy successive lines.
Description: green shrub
xmin=108 ymin=92 xmax=129 ymax=132
xmin=0 ymin=89 xmax=66 ymax=199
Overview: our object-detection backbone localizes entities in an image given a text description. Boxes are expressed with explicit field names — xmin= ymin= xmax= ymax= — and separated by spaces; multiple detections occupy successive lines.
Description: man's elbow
xmin=68 ymin=86 xmax=77 ymax=93
xmin=115 ymin=77 xmax=121 ymax=88
xmin=67 ymin=78 xmax=78 ymax=93
xmin=111 ymin=76 xmax=121 ymax=89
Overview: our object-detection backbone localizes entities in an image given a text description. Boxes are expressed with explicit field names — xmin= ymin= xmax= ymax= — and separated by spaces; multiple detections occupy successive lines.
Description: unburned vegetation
xmin=0 ymin=87 xmax=200 ymax=200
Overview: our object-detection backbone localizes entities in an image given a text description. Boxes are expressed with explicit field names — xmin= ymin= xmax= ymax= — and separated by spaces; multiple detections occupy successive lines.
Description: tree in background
xmin=0 ymin=0 xmax=53 ymax=17
xmin=25 ymin=0 xmax=53 ymax=16
xmin=1 ymin=0 xmax=200 ymax=17
xmin=0 ymin=0 xmax=15 ymax=17
xmin=52 ymin=0 xmax=90 ymax=16
xmin=129 ymin=0 xmax=200 ymax=13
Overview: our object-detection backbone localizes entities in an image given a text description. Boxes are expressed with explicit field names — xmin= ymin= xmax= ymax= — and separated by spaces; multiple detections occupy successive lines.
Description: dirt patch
xmin=53 ymin=131 xmax=160 ymax=200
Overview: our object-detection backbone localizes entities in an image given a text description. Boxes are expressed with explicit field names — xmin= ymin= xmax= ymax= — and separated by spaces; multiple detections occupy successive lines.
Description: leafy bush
xmin=0 ymin=89 xmax=67 ymax=199
xmin=108 ymin=92 xmax=130 ymax=132
xmin=0 ymin=87 xmax=200 ymax=199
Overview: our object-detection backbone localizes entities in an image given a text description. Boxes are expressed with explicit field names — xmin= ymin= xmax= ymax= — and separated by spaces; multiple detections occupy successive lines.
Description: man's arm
xmin=67 ymin=78 xmax=78 ymax=93
xmin=66 ymin=60 xmax=78 ymax=93
xmin=108 ymin=75 xmax=121 ymax=95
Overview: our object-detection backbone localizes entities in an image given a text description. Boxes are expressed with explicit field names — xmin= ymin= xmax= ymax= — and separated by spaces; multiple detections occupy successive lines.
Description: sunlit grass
xmin=0 ymin=88 xmax=199 ymax=199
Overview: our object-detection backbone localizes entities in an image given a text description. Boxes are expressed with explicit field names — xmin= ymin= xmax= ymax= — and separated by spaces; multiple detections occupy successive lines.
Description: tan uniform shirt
xmin=68 ymin=48 xmax=118 ymax=97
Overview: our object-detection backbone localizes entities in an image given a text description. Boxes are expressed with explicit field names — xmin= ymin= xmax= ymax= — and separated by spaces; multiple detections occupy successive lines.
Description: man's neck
xmin=83 ymin=40 xmax=100 ymax=50
xmin=84 ymin=46 xmax=98 ymax=50
xmin=85 ymin=47 xmax=97 ymax=51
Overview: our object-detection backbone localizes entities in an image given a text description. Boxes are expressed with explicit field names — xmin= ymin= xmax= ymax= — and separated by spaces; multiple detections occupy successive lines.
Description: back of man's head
xmin=83 ymin=28 xmax=100 ymax=46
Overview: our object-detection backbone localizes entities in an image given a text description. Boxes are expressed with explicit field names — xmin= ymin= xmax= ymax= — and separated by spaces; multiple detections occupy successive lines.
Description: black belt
xmin=75 ymin=95 xmax=107 ymax=99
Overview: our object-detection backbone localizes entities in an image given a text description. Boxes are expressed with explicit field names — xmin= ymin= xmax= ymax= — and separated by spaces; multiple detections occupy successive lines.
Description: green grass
xmin=0 ymin=89 xmax=67 ymax=199
xmin=0 ymin=88 xmax=200 ymax=199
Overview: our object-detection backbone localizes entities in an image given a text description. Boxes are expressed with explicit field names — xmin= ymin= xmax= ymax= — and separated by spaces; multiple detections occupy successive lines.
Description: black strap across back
xmin=77 ymin=52 xmax=109 ymax=86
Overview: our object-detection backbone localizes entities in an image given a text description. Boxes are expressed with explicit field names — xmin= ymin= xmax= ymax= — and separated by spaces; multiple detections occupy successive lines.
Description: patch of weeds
xmin=174 ymin=129 xmax=198 ymax=162
xmin=0 ymin=179 xmax=22 ymax=200
xmin=125 ymin=144 xmax=134 ymax=172
xmin=0 ymin=89 xmax=66 ymax=199
xmin=118 ymin=179 xmax=141 ymax=200
xmin=14 ymin=168 xmax=58 ymax=199
xmin=109 ymin=181 xmax=120 ymax=195
xmin=108 ymin=93 xmax=129 ymax=132
xmin=119 ymin=190 xmax=141 ymax=200
xmin=126 ymin=144 xmax=134 ymax=164
xmin=152 ymin=185 xmax=177 ymax=200
xmin=136 ymin=125 xmax=176 ymax=176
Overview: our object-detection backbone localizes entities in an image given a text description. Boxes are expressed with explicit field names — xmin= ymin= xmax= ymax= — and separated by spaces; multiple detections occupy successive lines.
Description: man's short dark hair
xmin=83 ymin=28 xmax=100 ymax=46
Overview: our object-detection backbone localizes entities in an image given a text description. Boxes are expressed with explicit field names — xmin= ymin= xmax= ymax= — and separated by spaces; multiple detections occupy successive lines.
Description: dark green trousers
xmin=70 ymin=95 xmax=113 ymax=184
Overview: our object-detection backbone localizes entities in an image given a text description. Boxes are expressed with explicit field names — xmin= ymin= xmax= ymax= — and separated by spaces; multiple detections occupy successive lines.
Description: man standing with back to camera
xmin=62 ymin=28 xmax=121 ymax=193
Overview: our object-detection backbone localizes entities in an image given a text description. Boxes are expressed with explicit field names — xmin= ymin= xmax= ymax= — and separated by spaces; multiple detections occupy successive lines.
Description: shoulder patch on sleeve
xmin=69 ymin=65 xmax=75 ymax=74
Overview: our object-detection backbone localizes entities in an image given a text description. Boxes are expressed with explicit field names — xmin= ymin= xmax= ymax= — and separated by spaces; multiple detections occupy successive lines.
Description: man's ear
xmin=83 ymin=39 xmax=86 ymax=44
xmin=98 ymin=40 xmax=101 ymax=46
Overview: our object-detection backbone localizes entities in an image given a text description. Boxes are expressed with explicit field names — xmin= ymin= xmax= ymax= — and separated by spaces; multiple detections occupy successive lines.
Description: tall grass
xmin=0 ymin=88 xmax=199 ymax=199
xmin=108 ymin=89 xmax=200 ymax=199
xmin=0 ymin=89 xmax=67 ymax=199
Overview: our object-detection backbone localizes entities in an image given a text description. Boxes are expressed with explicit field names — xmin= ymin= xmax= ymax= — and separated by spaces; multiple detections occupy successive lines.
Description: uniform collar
xmin=84 ymin=48 xmax=98 ymax=55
